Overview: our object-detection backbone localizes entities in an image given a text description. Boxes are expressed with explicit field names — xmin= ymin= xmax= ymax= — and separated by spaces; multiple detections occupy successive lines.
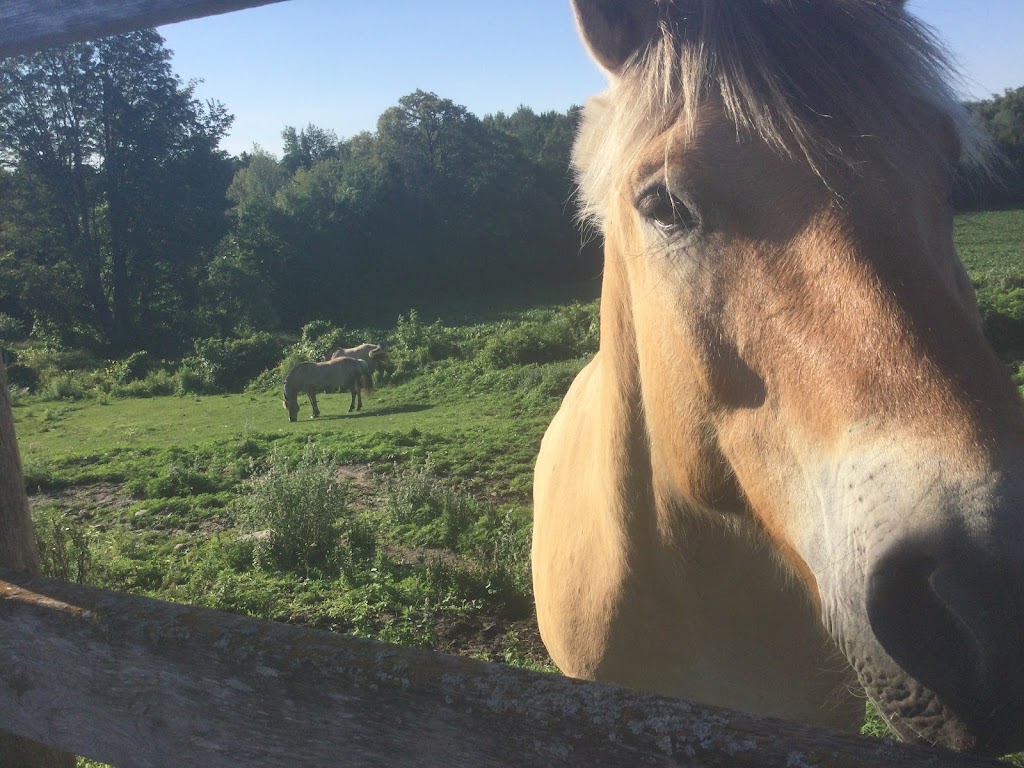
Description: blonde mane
xmin=574 ymin=0 xmax=988 ymax=226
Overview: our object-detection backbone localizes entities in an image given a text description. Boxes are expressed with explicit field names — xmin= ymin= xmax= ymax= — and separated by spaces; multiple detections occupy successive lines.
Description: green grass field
xmin=956 ymin=208 xmax=1024 ymax=281
xmin=11 ymin=209 xmax=1024 ymax=768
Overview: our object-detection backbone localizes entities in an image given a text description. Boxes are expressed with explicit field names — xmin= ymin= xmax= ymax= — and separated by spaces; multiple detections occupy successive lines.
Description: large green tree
xmin=0 ymin=31 xmax=233 ymax=351
xmin=281 ymin=123 xmax=340 ymax=175
xmin=214 ymin=92 xmax=595 ymax=330
xmin=956 ymin=86 xmax=1024 ymax=209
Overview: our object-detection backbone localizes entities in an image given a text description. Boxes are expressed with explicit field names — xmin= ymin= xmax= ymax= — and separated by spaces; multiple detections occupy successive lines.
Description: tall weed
xmin=33 ymin=505 xmax=94 ymax=583
xmin=237 ymin=443 xmax=347 ymax=574
xmin=379 ymin=459 xmax=478 ymax=549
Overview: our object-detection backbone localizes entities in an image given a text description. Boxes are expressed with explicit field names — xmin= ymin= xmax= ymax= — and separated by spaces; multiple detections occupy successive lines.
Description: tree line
xmin=1 ymin=31 xmax=1022 ymax=356
xmin=0 ymin=31 xmax=592 ymax=355
xmin=959 ymin=86 xmax=1024 ymax=209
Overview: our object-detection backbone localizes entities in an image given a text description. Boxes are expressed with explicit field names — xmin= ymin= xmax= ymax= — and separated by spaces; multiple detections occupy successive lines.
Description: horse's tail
xmin=359 ymin=359 xmax=374 ymax=395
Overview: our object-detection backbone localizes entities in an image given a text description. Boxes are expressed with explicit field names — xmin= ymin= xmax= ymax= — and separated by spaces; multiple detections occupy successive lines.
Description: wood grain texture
xmin=0 ymin=0 xmax=290 ymax=58
xmin=0 ymin=361 xmax=38 ymax=573
xmin=0 ymin=365 xmax=75 ymax=767
xmin=0 ymin=571 xmax=1008 ymax=768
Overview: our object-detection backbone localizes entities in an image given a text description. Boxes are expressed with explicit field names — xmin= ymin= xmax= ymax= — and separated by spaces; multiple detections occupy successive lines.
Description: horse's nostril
xmin=867 ymin=550 xmax=985 ymax=701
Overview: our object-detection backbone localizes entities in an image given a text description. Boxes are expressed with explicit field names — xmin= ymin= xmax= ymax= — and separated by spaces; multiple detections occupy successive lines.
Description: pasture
xmin=11 ymin=298 xmax=601 ymax=680
xmin=9 ymin=208 xmax=1024 ymax=766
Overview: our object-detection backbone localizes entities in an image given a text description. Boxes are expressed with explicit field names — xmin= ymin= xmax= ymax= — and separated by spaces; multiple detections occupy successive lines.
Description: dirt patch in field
xmin=435 ymin=613 xmax=550 ymax=667
xmin=335 ymin=463 xmax=378 ymax=510
xmin=29 ymin=481 xmax=134 ymax=519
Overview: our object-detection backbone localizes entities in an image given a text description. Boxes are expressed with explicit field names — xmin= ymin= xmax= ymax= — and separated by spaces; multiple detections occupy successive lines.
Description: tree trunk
xmin=0 ymin=361 xmax=77 ymax=767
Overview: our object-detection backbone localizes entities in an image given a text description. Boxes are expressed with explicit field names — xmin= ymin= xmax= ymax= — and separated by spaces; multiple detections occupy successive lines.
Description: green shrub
xmin=5 ymin=362 xmax=39 ymax=391
xmin=517 ymin=358 xmax=588 ymax=400
xmin=478 ymin=307 xmax=598 ymax=370
xmin=0 ymin=312 xmax=26 ymax=342
xmin=297 ymin=320 xmax=350 ymax=361
xmin=109 ymin=350 xmax=154 ymax=384
xmin=386 ymin=310 xmax=461 ymax=381
xmin=40 ymin=372 xmax=87 ymax=401
xmin=465 ymin=503 xmax=534 ymax=611
xmin=379 ymin=460 xmax=479 ymax=550
xmin=191 ymin=332 xmax=286 ymax=392
xmin=128 ymin=456 xmax=222 ymax=499
xmin=175 ymin=357 xmax=217 ymax=395
xmin=237 ymin=443 xmax=347 ymax=574
xmin=6 ymin=383 xmax=30 ymax=405
xmin=114 ymin=368 xmax=177 ymax=398
xmin=32 ymin=505 xmax=94 ymax=583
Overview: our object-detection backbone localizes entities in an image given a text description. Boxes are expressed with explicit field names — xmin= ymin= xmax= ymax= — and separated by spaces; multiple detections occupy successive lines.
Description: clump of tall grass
xmin=6 ymin=383 xmax=30 ymax=406
xmin=32 ymin=505 xmax=94 ymax=583
xmin=236 ymin=443 xmax=350 ymax=574
xmin=378 ymin=459 xmax=478 ymax=550
xmin=40 ymin=372 xmax=88 ymax=401
xmin=377 ymin=460 xmax=534 ymax=614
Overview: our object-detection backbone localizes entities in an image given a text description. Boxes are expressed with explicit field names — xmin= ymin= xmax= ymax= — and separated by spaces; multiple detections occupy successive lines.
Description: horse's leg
xmin=356 ymin=387 xmax=362 ymax=411
xmin=348 ymin=386 xmax=356 ymax=413
xmin=308 ymin=389 xmax=320 ymax=418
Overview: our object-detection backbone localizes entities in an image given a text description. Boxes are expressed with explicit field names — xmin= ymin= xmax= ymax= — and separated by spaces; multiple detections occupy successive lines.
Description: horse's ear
xmin=571 ymin=0 xmax=661 ymax=77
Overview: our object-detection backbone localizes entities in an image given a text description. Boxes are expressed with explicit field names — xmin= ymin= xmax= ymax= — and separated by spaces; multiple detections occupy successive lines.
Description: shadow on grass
xmin=312 ymin=403 xmax=433 ymax=421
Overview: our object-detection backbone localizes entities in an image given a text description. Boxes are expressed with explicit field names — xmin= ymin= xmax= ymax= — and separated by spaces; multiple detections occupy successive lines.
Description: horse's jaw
xmin=785 ymin=440 xmax=1024 ymax=755
xmin=533 ymin=353 xmax=866 ymax=733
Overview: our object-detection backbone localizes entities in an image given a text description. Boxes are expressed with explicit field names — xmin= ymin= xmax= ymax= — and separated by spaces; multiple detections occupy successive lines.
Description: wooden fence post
xmin=0 ymin=360 xmax=76 ymax=767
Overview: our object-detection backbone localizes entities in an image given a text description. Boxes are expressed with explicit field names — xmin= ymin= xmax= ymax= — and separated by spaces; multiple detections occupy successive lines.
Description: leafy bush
xmin=297 ymin=320 xmax=350 ymax=361
xmin=103 ymin=350 xmax=154 ymax=387
xmin=191 ymin=332 xmax=287 ymax=392
xmin=32 ymin=505 xmax=94 ymax=583
xmin=40 ymin=372 xmax=88 ymax=401
xmin=6 ymin=383 xmax=30 ymax=405
xmin=0 ymin=312 xmax=26 ymax=342
xmin=5 ymin=362 xmax=39 ymax=391
xmin=237 ymin=443 xmax=348 ymax=574
xmin=478 ymin=303 xmax=599 ymax=370
xmin=175 ymin=357 xmax=217 ymax=395
xmin=466 ymin=503 xmax=534 ymax=611
xmin=386 ymin=310 xmax=461 ymax=381
xmin=113 ymin=368 xmax=177 ymax=398
xmin=517 ymin=358 xmax=587 ymax=399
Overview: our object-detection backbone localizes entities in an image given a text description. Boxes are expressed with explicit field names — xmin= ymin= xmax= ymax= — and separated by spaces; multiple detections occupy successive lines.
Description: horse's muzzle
xmin=866 ymin=540 xmax=1024 ymax=754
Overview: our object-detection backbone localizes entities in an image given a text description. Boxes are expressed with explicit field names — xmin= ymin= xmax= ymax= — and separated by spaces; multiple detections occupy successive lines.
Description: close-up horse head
xmin=533 ymin=0 xmax=1024 ymax=755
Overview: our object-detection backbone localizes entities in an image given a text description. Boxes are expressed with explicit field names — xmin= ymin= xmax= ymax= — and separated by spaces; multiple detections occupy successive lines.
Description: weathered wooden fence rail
xmin=0 ymin=0 xmax=290 ymax=58
xmin=0 ymin=569 xmax=1010 ymax=768
xmin=0 ymin=3 xmax=1014 ymax=766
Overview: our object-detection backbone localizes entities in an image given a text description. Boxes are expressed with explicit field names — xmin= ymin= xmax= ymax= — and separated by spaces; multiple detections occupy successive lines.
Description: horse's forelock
xmin=573 ymin=0 xmax=989 ymax=226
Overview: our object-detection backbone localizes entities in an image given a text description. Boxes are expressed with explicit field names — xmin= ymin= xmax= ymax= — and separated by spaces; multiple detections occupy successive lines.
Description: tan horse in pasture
xmin=328 ymin=343 xmax=389 ymax=373
xmin=283 ymin=357 xmax=373 ymax=421
xmin=533 ymin=0 xmax=1024 ymax=756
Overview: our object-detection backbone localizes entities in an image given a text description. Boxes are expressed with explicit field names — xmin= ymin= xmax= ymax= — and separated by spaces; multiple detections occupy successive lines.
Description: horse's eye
xmin=636 ymin=187 xmax=698 ymax=233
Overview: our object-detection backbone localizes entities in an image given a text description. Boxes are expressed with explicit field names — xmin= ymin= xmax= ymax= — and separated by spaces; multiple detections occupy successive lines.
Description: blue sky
xmin=157 ymin=0 xmax=1024 ymax=157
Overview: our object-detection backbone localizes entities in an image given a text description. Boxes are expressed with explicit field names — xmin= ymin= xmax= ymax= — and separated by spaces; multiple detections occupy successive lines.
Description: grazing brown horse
xmin=533 ymin=0 xmax=1024 ymax=756
xmin=283 ymin=357 xmax=373 ymax=421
